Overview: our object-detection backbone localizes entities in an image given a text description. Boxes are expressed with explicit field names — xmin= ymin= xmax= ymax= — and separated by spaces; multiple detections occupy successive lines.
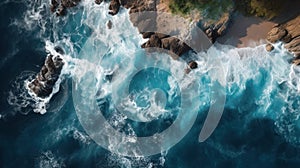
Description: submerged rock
xmin=266 ymin=16 xmax=300 ymax=64
xmin=28 ymin=52 xmax=64 ymax=98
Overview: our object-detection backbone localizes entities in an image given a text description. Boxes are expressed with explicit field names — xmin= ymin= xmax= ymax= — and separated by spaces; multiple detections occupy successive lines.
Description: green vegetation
xmin=169 ymin=0 xmax=234 ymax=20
xmin=169 ymin=0 xmax=285 ymax=20
xmin=234 ymin=0 xmax=284 ymax=19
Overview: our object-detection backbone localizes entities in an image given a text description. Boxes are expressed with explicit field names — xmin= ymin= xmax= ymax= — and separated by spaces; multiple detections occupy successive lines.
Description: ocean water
xmin=1 ymin=0 xmax=300 ymax=167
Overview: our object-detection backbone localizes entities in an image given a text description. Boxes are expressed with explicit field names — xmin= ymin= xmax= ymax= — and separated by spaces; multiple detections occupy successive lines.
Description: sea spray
xmin=4 ymin=0 xmax=300 ymax=166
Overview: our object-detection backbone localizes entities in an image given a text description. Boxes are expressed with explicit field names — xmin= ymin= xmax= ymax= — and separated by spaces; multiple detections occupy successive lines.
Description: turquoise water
xmin=1 ymin=0 xmax=300 ymax=167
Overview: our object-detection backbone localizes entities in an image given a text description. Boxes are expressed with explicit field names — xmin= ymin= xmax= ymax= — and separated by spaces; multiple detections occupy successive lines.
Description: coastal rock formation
xmin=199 ymin=13 xmax=232 ymax=43
xmin=50 ymin=0 xmax=81 ymax=16
xmin=141 ymin=33 xmax=192 ymax=57
xmin=108 ymin=0 xmax=121 ymax=15
xmin=28 ymin=52 xmax=64 ymax=98
xmin=95 ymin=0 xmax=157 ymax=15
xmin=265 ymin=43 xmax=274 ymax=52
xmin=266 ymin=16 xmax=300 ymax=64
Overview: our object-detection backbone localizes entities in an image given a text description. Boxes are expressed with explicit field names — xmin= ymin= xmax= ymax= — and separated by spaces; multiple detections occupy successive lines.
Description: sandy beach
xmin=217 ymin=14 xmax=276 ymax=48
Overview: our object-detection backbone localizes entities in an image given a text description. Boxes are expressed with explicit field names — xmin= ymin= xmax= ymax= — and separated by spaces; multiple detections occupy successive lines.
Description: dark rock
xmin=54 ymin=46 xmax=65 ymax=55
xmin=28 ymin=54 xmax=64 ymax=98
xmin=50 ymin=0 xmax=81 ymax=16
xmin=56 ymin=5 xmax=66 ymax=16
xmin=142 ymin=32 xmax=155 ymax=39
xmin=141 ymin=33 xmax=192 ymax=57
xmin=50 ymin=0 xmax=59 ymax=13
xmin=107 ymin=20 xmax=113 ymax=29
xmin=141 ymin=34 xmax=162 ymax=48
xmin=266 ymin=43 xmax=274 ymax=52
xmin=188 ymin=61 xmax=198 ymax=69
xmin=61 ymin=0 xmax=81 ymax=8
xmin=161 ymin=37 xmax=191 ymax=56
xmin=282 ymin=33 xmax=292 ymax=43
xmin=95 ymin=0 xmax=103 ymax=5
xmin=108 ymin=0 xmax=121 ymax=16
xmin=185 ymin=61 xmax=198 ymax=74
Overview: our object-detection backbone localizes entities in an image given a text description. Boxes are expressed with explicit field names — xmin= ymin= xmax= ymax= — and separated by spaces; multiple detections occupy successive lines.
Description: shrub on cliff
xmin=234 ymin=0 xmax=284 ymax=19
xmin=169 ymin=0 xmax=233 ymax=20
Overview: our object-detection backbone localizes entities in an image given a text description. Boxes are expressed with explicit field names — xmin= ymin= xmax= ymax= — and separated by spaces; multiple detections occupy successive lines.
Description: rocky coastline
xmin=30 ymin=0 xmax=300 ymax=98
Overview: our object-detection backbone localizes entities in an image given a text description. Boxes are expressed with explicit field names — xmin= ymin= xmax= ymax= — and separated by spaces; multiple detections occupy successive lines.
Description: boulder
xmin=107 ymin=20 xmax=113 ymax=29
xmin=108 ymin=0 xmax=121 ymax=16
xmin=141 ymin=33 xmax=192 ymax=57
xmin=188 ymin=61 xmax=198 ymax=69
xmin=141 ymin=34 xmax=162 ymax=48
xmin=266 ymin=43 xmax=274 ymax=52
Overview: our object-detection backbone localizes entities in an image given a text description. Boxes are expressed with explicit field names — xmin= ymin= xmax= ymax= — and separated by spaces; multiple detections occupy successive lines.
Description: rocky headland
xmin=31 ymin=0 xmax=300 ymax=98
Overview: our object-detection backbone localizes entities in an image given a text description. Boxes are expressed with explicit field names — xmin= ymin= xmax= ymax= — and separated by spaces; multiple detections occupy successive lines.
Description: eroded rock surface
xmin=51 ymin=0 xmax=81 ymax=16
xmin=141 ymin=33 xmax=192 ymax=57
xmin=199 ymin=13 xmax=232 ymax=43
xmin=266 ymin=16 xmax=300 ymax=63
xmin=28 ymin=52 xmax=64 ymax=98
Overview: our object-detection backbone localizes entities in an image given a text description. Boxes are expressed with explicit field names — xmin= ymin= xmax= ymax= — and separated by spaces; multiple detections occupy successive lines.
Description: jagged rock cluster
xmin=199 ymin=13 xmax=232 ymax=43
xmin=266 ymin=16 xmax=300 ymax=64
xmin=51 ymin=0 xmax=81 ymax=16
xmin=141 ymin=32 xmax=192 ymax=57
xmin=95 ymin=0 xmax=194 ymax=60
xmin=28 ymin=50 xmax=64 ymax=98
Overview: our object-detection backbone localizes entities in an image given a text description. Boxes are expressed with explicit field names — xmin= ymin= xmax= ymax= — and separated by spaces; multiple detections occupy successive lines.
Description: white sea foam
xmin=7 ymin=0 xmax=300 ymax=161
xmin=36 ymin=151 xmax=65 ymax=168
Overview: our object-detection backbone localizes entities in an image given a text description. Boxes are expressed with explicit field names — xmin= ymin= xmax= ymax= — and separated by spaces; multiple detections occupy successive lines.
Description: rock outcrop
xmin=28 ymin=51 xmax=64 ymax=98
xmin=200 ymin=13 xmax=232 ymax=43
xmin=108 ymin=0 xmax=121 ymax=15
xmin=141 ymin=33 xmax=192 ymax=57
xmin=51 ymin=0 xmax=81 ymax=16
xmin=95 ymin=0 xmax=157 ymax=15
xmin=266 ymin=16 xmax=300 ymax=64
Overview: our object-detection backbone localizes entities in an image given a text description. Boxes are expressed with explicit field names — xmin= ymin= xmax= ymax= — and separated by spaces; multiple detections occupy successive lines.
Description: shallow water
xmin=1 ymin=0 xmax=300 ymax=167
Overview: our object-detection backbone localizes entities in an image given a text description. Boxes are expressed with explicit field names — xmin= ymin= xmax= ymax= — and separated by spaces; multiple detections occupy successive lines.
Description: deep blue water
xmin=1 ymin=1 xmax=300 ymax=168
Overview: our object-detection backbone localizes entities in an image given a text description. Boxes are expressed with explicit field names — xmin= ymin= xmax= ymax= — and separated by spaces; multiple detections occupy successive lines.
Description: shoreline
xmin=217 ymin=13 xmax=276 ymax=48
